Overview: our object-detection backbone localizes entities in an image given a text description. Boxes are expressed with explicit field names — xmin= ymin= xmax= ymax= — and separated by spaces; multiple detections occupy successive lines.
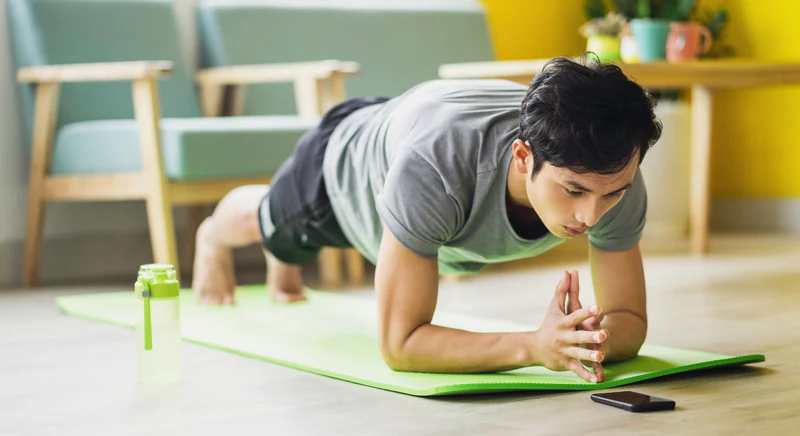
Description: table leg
xmin=689 ymin=85 xmax=713 ymax=255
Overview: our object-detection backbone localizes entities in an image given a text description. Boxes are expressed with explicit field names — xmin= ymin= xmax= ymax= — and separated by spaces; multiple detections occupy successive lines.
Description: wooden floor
xmin=2 ymin=234 xmax=799 ymax=435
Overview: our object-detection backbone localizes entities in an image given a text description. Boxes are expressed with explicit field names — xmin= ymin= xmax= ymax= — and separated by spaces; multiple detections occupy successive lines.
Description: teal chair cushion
xmin=198 ymin=0 xmax=495 ymax=115
xmin=53 ymin=116 xmax=319 ymax=180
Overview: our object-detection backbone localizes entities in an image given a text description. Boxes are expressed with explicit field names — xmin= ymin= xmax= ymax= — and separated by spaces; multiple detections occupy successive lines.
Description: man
xmin=192 ymin=56 xmax=662 ymax=383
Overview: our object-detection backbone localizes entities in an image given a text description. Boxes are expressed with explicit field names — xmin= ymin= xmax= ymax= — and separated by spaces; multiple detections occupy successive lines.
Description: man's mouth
xmin=564 ymin=226 xmax=587 ymax=236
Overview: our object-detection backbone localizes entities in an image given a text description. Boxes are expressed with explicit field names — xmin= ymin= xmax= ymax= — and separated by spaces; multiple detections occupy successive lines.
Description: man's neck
xmin=505 ymin=161 xmax=548 ymax=238
xmin=506 ymin=160 xmax=531 ymax=208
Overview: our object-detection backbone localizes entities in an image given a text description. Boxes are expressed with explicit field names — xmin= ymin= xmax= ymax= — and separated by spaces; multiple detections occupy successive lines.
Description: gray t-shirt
xmin=323 ymin=80 xmax=646 ymax=275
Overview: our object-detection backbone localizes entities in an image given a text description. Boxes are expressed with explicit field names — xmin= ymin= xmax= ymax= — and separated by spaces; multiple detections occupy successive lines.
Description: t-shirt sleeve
xmin=376 ymin=149 xmax=462 ymax=258
xmin=588 ymin=169 xmax=647 ymax=252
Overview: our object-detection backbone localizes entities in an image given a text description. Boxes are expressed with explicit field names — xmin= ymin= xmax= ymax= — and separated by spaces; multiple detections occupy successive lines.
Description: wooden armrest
xmin=195 ymin=60 xmax=360 ymax=86
xmin=17 ymin=61 xmax=174 ymax=83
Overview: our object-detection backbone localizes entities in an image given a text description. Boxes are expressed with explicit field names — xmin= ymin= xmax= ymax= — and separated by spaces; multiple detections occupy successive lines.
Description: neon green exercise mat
xmin=55 ymin=286 xmax=764 ymax=396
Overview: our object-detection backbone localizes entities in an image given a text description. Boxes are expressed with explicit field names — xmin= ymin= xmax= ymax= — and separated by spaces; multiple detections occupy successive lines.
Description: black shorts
xmin=258 ymin=97 xmax=389 ymax=265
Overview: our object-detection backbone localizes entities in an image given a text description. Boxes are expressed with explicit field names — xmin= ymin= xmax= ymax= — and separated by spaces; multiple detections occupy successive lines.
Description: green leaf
xmin=612 ymin=0 xmax=638 ymax=19
xmin=656 ymin=0 xmax=696 ymax=20
xmin=636 ymin=0 xmax=651 ymax=18
xmin=584 ymin=0 xmax=608 ymax=19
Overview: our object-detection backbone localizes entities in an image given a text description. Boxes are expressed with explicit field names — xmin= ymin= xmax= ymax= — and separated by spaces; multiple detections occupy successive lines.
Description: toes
xmin=201 ymin=294 xmax=219 ymax=305
xmin=272 ymin=290 xmax=306 ymax=303
xmin=198 ymin=292 xmax=234 ymax=306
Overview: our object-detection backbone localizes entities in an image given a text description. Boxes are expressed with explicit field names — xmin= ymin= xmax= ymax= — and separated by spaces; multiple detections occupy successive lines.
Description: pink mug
xmin=667 ymin=22 xmax=713 ymax=62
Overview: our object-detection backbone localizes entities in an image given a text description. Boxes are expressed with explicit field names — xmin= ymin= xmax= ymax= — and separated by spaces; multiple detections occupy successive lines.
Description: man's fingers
xmin=550 ymin=271 xmax=571 ymax=313
xmin=580 ymin=358 xmax=605 ymax=382
xmin=564 ymin=346 xmax=604 ymax=363
xmin=591 ymin=306 xmax=604 ymax=323
xmin=591 ymin=361 xmax=605 ymax=382
xmin=567 ymin=359 xmax=599 ymax=383
xmin=582 ymin=343 xmax=606 ymax=382
xmin=571 ymin=329 xmax=608 ymax=345
xmin=595 ymin=308 xmax=605 ymax=325
xmin=579 ymin=307 xmax=604 ymax=331
xmin=567 ymin=270 xmax=581 ymax=314
xmin=563 ymin=305 xmax=602 ymax=328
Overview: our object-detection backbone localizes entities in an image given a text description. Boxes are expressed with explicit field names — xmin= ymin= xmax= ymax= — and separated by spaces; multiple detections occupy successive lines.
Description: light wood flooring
xmin=2 ymin=234 xmax=799 ymax=435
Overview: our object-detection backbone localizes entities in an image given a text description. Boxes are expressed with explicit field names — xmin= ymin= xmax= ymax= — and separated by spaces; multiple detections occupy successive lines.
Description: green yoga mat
xmin=56 ymin=286 xmax=764 ymax=396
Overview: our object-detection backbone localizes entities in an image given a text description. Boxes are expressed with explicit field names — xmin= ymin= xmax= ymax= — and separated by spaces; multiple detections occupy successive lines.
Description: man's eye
xmin=606 ymin=191 xmax=624 ymax=199
xmin=565 ymin=189 xmax=583 ymax=197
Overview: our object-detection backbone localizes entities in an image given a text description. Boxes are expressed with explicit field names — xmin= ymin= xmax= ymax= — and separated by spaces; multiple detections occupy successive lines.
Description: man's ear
xmin=512 ymin=139 xmax=532 ymax=174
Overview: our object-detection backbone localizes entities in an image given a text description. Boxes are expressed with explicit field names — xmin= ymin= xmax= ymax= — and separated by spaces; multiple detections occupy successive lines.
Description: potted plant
xmin=691 ymin=6 xmax=734 ymax=59
xmin=579 ymin=11 xmax=627 ymax=62
xmin=585 ymin=0 xmax=697 ymax=62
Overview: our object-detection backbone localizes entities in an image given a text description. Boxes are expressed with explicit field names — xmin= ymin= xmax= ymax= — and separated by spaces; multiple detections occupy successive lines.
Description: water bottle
xmin=134 ymin=263 xmax=182 ymax=384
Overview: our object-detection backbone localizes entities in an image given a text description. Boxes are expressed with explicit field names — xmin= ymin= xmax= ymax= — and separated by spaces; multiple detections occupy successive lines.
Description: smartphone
xmin=590 ymin=391 xmax=675 ymax=413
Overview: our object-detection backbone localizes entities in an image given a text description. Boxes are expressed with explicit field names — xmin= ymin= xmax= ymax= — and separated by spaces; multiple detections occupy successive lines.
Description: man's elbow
xmin=380 ymin=351 xmax=412 ymax=372
xmin=378 ymin=333 xmax=417 ymax=372
xmin=608 ymin=329 xmax=646 ymax=363
xmin=608 ymin=344 xmax=643 ymax=363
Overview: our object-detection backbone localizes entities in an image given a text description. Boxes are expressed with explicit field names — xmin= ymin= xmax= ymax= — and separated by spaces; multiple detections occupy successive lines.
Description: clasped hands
xmin=534 ymin=270 xmax=608 ymax=383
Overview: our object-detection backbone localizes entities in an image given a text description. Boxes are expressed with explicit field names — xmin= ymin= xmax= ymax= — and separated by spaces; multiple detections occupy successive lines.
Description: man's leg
xmin=192 ymin=184 xmax=305 ymax=305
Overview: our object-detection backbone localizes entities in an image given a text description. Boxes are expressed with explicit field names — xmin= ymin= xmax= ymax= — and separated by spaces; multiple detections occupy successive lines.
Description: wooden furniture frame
xmin=19 ymin=59 xmax=364 ymax=286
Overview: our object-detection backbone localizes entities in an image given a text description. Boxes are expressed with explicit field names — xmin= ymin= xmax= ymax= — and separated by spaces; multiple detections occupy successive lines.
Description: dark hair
xmin=519 ymin=53 xmax=662 ymax=177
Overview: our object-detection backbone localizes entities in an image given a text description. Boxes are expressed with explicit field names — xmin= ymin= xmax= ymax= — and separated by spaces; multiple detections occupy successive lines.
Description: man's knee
xmin=212 ymin=184 xmax=269 ymax=244
xmin=223 ymin=184 xmax=269 ymax=206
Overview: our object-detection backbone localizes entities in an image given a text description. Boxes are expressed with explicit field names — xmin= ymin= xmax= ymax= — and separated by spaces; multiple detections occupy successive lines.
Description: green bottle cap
xmin=135 ymin=264 xmax=180 ymax=351
xmin=135 ymin=264 xmax=180 ymax=299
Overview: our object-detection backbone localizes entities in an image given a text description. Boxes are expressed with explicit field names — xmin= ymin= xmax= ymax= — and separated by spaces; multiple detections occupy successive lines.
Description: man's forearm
xmin=601 ymin=311 xmax=647 ymax=362
xmin=389 ymin=323 xmax=536 ymax=373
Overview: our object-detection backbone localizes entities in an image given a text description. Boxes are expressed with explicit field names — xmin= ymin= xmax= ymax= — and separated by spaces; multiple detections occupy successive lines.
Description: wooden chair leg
xmin=144 ymin=195 xmax=179 ymax=271
xmin=295 ymin=73 xmax=351 ymax=288
xmin=22 ymin=83 xmax=60 ymax=287
xmin=22 ymin=184 xmax=47 ymax=287
xmin=133 ymin=78 xmax=179 ymax=277
xmin=344 ymin=248 xmax=365 ymax=284
xmin=318 ymin=246 xmax=343 ymax=286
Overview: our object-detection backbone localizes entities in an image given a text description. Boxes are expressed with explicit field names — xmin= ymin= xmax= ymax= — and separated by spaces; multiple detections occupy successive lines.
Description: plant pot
xmin=620 ymin=34 xmax=639 ymax=63
xmin=586 ymin=35 xmax=621 ymax=62
xmin=629 ymin=18 xmax=671 ymax=62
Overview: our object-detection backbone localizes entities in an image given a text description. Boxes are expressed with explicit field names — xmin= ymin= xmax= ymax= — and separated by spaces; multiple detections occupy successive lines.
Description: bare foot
xmin=265 ymin=250 xmax=306 ymax=303
xmin=193 ymin=219 xmax=236 ymax=305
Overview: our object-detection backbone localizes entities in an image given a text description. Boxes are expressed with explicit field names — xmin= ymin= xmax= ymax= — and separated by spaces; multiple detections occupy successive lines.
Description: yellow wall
xmin=709 ymin=0 xmax=800 ymax=197
xmin=479 ymin=0 xmax=585 ymax=60
xmin=480 ymin=0 xmax=800 ymax=198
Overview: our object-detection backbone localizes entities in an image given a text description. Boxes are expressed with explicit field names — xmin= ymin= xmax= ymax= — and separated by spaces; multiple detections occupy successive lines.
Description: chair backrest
xmin=197 ymin=0 xmax=495 ymax=115
xmin=7 ymin=0 xmax=201 ymax=141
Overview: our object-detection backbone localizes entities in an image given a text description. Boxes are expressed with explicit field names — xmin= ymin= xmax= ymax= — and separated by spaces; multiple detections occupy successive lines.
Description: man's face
xmin=524 ymin=146 xmax=639 ymax=239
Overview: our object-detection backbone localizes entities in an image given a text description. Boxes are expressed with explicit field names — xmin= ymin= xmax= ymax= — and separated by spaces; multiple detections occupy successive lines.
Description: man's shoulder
xmin=385 ymin=79 xmax=523 ymax=188
xmin=390 ymin=79 xmax=526 ymax=143
xmin=399 ymin=79 xmax=528 ymax=106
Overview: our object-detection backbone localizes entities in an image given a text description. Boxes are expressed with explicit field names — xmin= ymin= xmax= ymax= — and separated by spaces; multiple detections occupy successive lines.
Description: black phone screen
xmin=591 ymin=391 xmax=676 ymax=412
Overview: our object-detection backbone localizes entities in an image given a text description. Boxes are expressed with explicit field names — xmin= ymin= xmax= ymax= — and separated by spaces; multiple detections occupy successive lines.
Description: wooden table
xmin=439 ymin=59 xmax=800 ymax=254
